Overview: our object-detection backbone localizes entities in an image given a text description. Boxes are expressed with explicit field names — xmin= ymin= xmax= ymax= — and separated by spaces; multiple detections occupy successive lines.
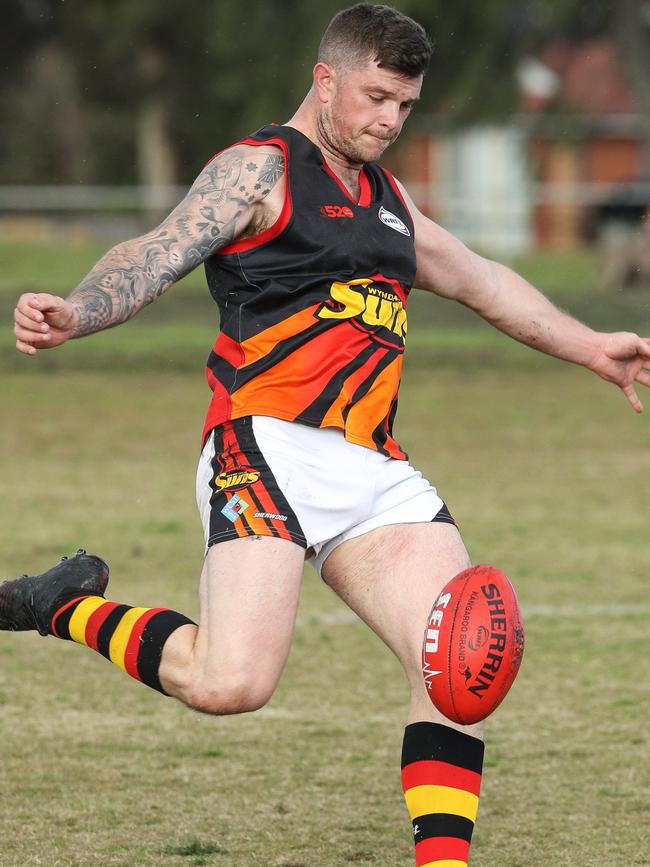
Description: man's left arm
xmin=399 ymin=182 xmax=650 ymax=412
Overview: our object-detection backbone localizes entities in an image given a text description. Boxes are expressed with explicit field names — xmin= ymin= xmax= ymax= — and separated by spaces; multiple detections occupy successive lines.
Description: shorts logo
xmin=221 ymin=494 xmax=250 ymax=523
xmin=378 ymin=206 xmax=410 ymax=236
xmin=214 ymin=466 xmax=261 ymax=493
xmin=253 ymin=511 xmax=288 ymax=522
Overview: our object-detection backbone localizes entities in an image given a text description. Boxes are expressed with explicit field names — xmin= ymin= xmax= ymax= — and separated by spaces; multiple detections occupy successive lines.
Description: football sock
xmin=49 ymin=595 xmax=195 ymax=694
xmin=401 ymin=722 xmax=484 ymax=867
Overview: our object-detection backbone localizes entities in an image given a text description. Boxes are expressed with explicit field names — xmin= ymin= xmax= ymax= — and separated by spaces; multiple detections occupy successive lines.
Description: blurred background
xmin=2 ymin=0 xmax=649 ymax=285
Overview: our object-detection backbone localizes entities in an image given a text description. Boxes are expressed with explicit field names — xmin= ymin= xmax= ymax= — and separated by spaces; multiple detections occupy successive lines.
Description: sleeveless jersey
xmin=202 ymin=124 xmax=416 ymax=460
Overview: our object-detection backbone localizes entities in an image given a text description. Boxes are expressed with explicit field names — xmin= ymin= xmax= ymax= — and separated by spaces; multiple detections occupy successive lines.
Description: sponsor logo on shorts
xmin=214 ymin=466 xmax=261 ymax=493
xmin=378 ymin=206 xmax=410 ymax=236
xmin=221 ymin=493 xmax=250 ymax=523
xmin=253 ymin=511 xmax=288 ymax=522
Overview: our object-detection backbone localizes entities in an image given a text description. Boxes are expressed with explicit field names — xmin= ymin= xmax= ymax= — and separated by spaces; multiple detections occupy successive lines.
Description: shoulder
xmin=192 ymin=142 xmax=286 ymax=209
xmin=202 ymin=142 xmax=285 ymax=187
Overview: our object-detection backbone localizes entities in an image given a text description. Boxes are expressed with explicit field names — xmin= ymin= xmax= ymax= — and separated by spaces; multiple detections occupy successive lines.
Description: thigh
xmin=161 ymin=536 xmax=305 ymax=704
xmin=197 ymin=536 xmax=305 ymax=679
xmin=321 ymin=521 xmax=477 ymax=727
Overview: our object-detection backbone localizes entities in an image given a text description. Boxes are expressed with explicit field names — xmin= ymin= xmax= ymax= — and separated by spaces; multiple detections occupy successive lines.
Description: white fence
xmin=1 ymin=180 xmax=649 ymax=254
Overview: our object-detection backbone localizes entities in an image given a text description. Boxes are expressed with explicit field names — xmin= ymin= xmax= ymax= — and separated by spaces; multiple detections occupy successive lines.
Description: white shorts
xmin=196 ymin=416 xmax=454 ymax=576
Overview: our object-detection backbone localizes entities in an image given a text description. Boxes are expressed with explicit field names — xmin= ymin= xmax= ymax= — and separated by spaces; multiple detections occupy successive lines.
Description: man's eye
xmin=369 ymin=95 xmax=383 ymax=103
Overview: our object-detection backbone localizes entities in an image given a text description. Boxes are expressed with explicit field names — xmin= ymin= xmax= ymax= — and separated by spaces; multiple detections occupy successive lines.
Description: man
xmin=4 ymin=5 xmax=650 ymax=865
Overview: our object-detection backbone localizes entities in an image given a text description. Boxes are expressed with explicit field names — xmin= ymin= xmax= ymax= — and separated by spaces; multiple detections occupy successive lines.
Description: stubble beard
xmin=316 ymin=106 xmax=382 ymax=166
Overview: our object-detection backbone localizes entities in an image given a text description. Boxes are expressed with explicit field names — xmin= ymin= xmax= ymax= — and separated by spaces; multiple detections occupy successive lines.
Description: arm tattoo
xmin=67 ymin=146 xmax=285 ymax=337
xmin=258 ymin=154 xmax=285 ymax=186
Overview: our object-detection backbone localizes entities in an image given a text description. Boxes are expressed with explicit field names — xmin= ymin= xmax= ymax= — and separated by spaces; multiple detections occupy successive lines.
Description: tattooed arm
xmin=13 ymin=146 xmax=286 ymax=354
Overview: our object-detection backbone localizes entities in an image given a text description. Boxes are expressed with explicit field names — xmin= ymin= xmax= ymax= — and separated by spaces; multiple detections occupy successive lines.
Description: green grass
xmin=0 ymin=241 xmax=649 ymax=866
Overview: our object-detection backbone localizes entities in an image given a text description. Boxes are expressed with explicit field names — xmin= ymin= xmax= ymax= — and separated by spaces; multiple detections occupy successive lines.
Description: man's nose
xmin=378 ymin=102 xmax=401 ymax=131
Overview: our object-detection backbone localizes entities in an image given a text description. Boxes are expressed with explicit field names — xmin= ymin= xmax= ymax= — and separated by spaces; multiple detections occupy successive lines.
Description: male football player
xmin=5 ymin=5 xmax=650 ymax=865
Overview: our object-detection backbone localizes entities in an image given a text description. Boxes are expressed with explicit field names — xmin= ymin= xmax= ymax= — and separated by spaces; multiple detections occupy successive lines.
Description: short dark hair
xmin=318 ymin=3 xmax=432 ymax=78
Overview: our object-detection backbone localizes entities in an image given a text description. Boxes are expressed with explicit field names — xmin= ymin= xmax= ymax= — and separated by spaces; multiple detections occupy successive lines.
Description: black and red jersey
xmin=202 ymin=124 xmax=416 ymax=460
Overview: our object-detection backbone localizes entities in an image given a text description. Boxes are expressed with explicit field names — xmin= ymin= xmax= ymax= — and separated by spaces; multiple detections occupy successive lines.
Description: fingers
xmin=16 ymin=292 xmax=63 ymax=318
xmin=623 ymin=383 xmax=643 ymax=413
xmin=14 ymin=306 xmax=51 ymax=335
xmin=635 ymin=369 xmax=650 ymax=388
xmin=13 ymin=292 xmax=73 ymax=355
xmin=14 ymin=300 xmax=53 ymax=354
xmin=15 ymin=338 xmax=39 ymax=356
xmin=14 ymin=324 xmax=52 ymax=354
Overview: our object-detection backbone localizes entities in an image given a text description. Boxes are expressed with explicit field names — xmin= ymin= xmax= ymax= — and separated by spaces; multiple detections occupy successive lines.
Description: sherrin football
xmin=422 ymin=565 xmax=525 ymax=725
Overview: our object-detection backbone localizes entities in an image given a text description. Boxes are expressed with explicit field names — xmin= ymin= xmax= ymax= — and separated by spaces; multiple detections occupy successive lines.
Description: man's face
xmin=318 ymin=59 xmax=423 ymax=164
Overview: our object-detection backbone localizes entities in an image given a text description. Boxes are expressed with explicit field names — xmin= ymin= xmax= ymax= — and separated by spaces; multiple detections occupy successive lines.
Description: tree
xmin=3 ymin=0 xmax=648 ymax=185
xmin=615 ymin=0 xmax=650 ymax=176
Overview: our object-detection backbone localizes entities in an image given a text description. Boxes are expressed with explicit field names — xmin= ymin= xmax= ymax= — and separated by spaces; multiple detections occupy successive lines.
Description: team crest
xmin=214 ymin=465 xmax=261 ymax=493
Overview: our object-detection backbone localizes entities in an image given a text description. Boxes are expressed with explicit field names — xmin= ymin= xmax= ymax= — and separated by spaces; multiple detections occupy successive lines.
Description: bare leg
xmin=321 ymin=520 xmax=482 ymax=735
xmin=322 ymin=521 xmax=485 ymax=867
xmin=159 ymin=536 xmax=305 ymax=714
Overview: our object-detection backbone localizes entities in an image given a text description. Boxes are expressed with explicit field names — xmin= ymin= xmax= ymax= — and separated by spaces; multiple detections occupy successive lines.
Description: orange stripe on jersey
xmin=230 ymin=320 xmax=368 ymax=421
xmin=321 ymin=348 xmax=388 ymax=429
xmin=344 ymin=355 xmax=403 ymax=442
xmin=239 ymin=304 xmax=321 ymax=367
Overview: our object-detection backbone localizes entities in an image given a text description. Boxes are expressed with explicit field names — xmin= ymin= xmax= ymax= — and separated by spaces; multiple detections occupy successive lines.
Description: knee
xmin=183 ymin=672 xmax=275 ymax=716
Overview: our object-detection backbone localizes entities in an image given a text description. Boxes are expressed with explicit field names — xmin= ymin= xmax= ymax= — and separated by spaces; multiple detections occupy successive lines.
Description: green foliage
xmin=162 ymin=839 xmax=225 ymax=856
xmin=1 ymin=0 xmax=624 ymax=184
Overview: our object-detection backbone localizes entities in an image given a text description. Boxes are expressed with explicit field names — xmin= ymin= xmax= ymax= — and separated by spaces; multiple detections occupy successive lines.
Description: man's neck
xmin=286 ymin=101 xmax=364 ymax=199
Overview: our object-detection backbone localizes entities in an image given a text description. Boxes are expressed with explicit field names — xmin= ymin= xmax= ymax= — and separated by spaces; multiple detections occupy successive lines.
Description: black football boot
xmin=0 ymin=550 xmax=109 ymax=636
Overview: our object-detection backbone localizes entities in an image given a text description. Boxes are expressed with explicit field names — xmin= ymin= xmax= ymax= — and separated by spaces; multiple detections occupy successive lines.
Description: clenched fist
xmin=14 ymin=293 xmax=76 ymax=356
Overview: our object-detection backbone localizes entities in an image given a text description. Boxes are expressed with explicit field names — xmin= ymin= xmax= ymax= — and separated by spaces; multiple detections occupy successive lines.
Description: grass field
xmin=0 ymin=241 xmax=649 ymax=866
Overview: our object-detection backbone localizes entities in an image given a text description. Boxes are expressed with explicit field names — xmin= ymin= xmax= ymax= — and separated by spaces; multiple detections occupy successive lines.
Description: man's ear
xmin=312 ymin=62 xmax=337 ymax=104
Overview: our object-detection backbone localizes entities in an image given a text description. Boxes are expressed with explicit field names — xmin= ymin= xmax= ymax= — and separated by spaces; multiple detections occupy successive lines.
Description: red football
xmin=422 ymin=565 xmax=525 ymax=725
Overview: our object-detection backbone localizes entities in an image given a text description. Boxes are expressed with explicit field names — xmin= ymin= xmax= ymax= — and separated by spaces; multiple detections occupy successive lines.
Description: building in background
xmin=388 ymin=38 xmax=648 ymax=256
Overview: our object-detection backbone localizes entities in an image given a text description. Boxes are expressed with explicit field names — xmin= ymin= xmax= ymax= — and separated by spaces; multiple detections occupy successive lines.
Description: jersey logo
xmin=321 ymin=205 xmax=354 ymax=219
xmin=378 ymin=206 xmax=410 ymax=236
xmin=315 ymin=277 xmax=407 ymax=349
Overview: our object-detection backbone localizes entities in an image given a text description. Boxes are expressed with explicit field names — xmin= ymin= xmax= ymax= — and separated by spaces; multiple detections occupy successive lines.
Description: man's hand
xmin=14 ymin=293 xmax=76 ymax=356
xmin=587 ymin=332 xmax=650 ymax=413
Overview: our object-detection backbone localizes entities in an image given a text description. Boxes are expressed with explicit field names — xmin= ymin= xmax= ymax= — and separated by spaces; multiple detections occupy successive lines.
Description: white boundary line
xmin=296 ymin=604 xmax=650 ymax=628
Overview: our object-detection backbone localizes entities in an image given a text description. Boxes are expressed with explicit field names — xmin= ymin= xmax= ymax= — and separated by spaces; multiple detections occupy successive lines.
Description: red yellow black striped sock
xmin=49 ymin=595 xmax=195 ymax=694
xmin=401 ymin=722 xmax=484 ymax=867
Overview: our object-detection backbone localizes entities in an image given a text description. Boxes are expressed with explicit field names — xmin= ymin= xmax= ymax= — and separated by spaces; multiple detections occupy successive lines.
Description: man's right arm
xmin=14 ymin=146 xmax=286 ymax=355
